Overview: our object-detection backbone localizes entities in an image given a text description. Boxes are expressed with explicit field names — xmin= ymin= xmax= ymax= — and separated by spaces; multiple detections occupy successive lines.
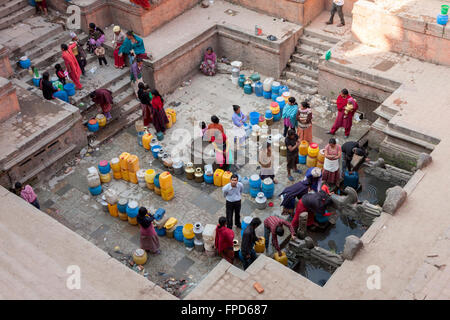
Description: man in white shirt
xmin=326 ymin=0 xmax=345 ymax=27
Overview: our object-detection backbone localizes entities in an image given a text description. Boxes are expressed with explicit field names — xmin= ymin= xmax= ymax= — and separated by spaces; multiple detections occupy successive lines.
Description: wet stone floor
xmin=34 ymin=72 xmax=371 ymax=297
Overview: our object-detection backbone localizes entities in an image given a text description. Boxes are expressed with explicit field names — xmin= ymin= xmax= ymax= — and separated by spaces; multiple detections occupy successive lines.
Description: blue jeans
xmin=242 ymin=249 xmax=257 ymax=270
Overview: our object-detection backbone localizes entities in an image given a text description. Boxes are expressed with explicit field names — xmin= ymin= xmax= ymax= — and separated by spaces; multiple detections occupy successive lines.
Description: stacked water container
xmin=241 ymin=176 xmax=250 ymax=194
xmin=230 ymin=61 xmax=242 ymax=85
xmin=254 ymin=81 xmax=263 ymax=97
xmin=117 ymin=198 xmax=128 ymax=221
xmin=193 ymin=222 xmax=205 ymax=252
xmin=276 ymin=96 xmax=285 ymax=115
xmin=264 ymin=109 xmax=273 ymax=126
xmin=271 ymin=81 xmax=280 ymax=101
xmin=154 ymin=208 xmax=167 ymax=236
xmin=437 ymin=5 xmax=449 ymax=25
xmin=263 ymin=78 xmax=273 ymax=99
xmin=249 ymin=174 xmax=261 ymax=198
xmin=126 ymin=200 xmax=139 ymax=225
xmin=98 ymin=160 xmax=112 ymax=183
xmin=202 ymin=224 xmax=216 ymax=257
xmin=111 ymin=157 xmax=121 ymax=179
xmin=136 ymin=169 xmax=146 ymax=188
xmin=159 ymin=171 xmax=174 ymax=201
xmin=127 ymin=154 xmax=140 ymax=184
xmin=104 ymin=188 xmax=118 ymax=218
xmin=270 ymin=101 xmax=281 ymax=122
xmin=204 ymin=164 xmax=214 ymax=184
xmin=261 ymin=177 xmax=275 ymax=199
xmin=87 ymin=166 xmax=102 ymax=196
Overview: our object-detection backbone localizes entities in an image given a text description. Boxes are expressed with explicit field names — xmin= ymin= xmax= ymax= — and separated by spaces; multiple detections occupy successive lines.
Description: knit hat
xmin=113 ymin=25 xmax=121 ymax=32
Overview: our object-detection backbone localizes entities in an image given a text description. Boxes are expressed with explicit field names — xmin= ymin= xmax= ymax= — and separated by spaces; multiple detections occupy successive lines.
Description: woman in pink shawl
xmin=15 ymin=182 xmax=40 ymax=210
xmin=200 ymin=47 xmax=217 ymax=76
xmin=61 ymin=43 xmax=82 ymax=89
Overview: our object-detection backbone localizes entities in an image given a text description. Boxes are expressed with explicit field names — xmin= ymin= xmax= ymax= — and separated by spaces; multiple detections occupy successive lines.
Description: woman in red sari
xmin=150 ymin=89 xmax=169 ymax=133
xmin=215 ymin=217 xmax=235 ymax=264
xmin=112 ymin=25 xmax=126 ymax=68
xmin=61 ymin=43 xmax=82 ymax=89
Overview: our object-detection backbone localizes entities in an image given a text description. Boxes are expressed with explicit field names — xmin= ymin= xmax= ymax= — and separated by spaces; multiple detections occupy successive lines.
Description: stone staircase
xmin=13 ymin=29 xmax=141 ymax=148
xmin=280 ymin=29 xmax=339 ymax=95
xmin=0 ymin=0 xmax=34 ymax=30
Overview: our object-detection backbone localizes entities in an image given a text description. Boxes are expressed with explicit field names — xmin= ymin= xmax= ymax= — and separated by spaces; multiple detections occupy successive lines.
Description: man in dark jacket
xmin=241 ymin=217 xmax=261 ymax=270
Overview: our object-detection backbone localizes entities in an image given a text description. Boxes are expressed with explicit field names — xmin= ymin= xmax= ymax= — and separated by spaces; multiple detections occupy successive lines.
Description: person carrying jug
xmin=263 ymin=216 xmax=296 ymax=256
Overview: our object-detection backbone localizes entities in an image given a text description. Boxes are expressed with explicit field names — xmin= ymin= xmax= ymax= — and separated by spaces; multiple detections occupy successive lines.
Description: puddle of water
xmin=309 ymin=211 xmax=367 ymax=253
xmin=290 ymin=257 xmax=336 ymax=287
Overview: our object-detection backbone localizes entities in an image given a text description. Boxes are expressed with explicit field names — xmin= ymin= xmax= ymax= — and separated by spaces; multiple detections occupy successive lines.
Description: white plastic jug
xmin=263 ymin=77 xmax=274 ymax=92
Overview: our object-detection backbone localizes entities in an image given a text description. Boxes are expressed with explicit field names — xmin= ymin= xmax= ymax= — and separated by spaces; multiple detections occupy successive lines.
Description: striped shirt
xmin=264 ymin=216 xmax=295 ymax=251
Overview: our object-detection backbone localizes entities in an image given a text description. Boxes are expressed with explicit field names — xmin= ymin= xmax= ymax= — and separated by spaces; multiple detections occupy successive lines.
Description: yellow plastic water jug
xmin=161 ymin=186 xmax=174 ymax=201
xmin=159 ymin=171 xmax=173 ymax=190
xmin=108 ymin=203 xmax=119 ymax=217
xmin=274 ymin=251 xmax=288 ymax=266
xmin=100 ymin=172 xmax=111 ymax=183
xmin=144 ymin=169 xmax=156 ymax=183
xmin=119 ymin=152 xmax=130 ymax=170
xmin=129 ymin=171 xmax=138 ymax=184
xmin=154 ymin=186 xmax=161 ymax=195
xmin=118 ymin=211 xmax=128 ymax=221
xmin=121 ymin=168 xmax=129 ymax=181
xmin=113 ymin=171 xmax=122 ymax=180
xmin=165 ymin=113 xmax=173 ymax=129
xmin=222 ymin=171 xmax=232 ymax=186
xmin=96 ymin=114 xmax=107 ymax=127
xmin=317 ymin=149 xmax=325 ymax=163
xmin=308 ymin=143 xmax=319 ymax=158
xmin=255 ymin=237 xmax=265 ymax=253
xmin=142 ymin=133 xmax=153 ymax=150
xmin=127 ymin=154 xmax=140 ymax=172
xmin=164 ymin=217 xmax=178 ymax=230
xmin=214 ymin=169 xmax=224 ymax=187
xmin=299 ymin=140 xmax=309 ymax=156
xmin=183 ymin=223 xmax=195 ymax=239
xmin=306 ymin=155 xmax=317 ymax=168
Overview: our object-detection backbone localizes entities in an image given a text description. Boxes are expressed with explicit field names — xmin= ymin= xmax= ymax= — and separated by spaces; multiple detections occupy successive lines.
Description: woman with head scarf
xmin=61 ymin=43 xmax=82 ymax=89
xmin=112 ymin=25 xmax=126 ymax=69
xmin=137 ymin=207 xmax=160 ymax=254
xmin=215 ymin=216 xmax=235 ymax=264
xmin=138 ymin=82 xmax=153 ymax=126
xmin=150 ymin=89 xmax=169 ymax=133
xmin=90 ymin=89 xmax=113 ymax=121
xmin=200 ymin=47 xmax=217 ymax=76
xmin=303 ymin=167 xmax=323 ymax=193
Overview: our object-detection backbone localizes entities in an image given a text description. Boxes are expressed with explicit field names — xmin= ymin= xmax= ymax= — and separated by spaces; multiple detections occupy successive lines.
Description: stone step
xmin=284 ymin=71 xmax=318 ymax=87
xmin=0 ymin=0 xmax=28 ymax=20
xmin=20 ymin=52 xmax=97 ymax=84
xmin=296 ymin=43 xmax=325 ymax=58
xmin=279 ymin=79 xmax=318 ymax=95
xmin=81 ymin=87 xmax=135 ymax=121
xmin=303 ymin=28 xmax=340 ymax=45
xmin=0 ymin=5 xmax=34 ymax=30
xmin=71 ymin=63 xmax=131 ymax=106
xmin=291 ymin=53 xmax=319 ymax=67
xmin=300 ymin=34 xmax=335 ymax=52
xmin=24 ymin=32 xmax=76 ymax=61
xmin=16 ymin=33 xmax=90 ymax=78
xmin=288 ymin=62 xmax=318 ymax=79
xmin=87 ymin=101 xmax=141 ymax=147
xmin=383 ymin=126 xmax=437 ymax=151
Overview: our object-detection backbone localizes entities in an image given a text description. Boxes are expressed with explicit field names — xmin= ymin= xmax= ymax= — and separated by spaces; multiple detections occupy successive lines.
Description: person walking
xmin=222 ymin=174 xmax=243 ymax=229
xmin=322 ymin=138 xmax=342 ymax=186
xmin=326 ymin=0 xmax=345 ymax=27
xmin=137 ymin=207 xmax=160 ymax=254
xmin=296 ymin=101 xmax=313 ymax=145
xmin=61 ymin=43 xmax=82 ymax=89
xmin=241 ymin=217 xmax=261 ymax=270
xmin=327 ymin=89 xmax=358 ymax=138
xmin=215 ymin=217 xmax=235 ymax=264
xmin=263 ymin=216 xmax=296 ymax=256
xmin=15 ymin=182 xmax=40 ymax=209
